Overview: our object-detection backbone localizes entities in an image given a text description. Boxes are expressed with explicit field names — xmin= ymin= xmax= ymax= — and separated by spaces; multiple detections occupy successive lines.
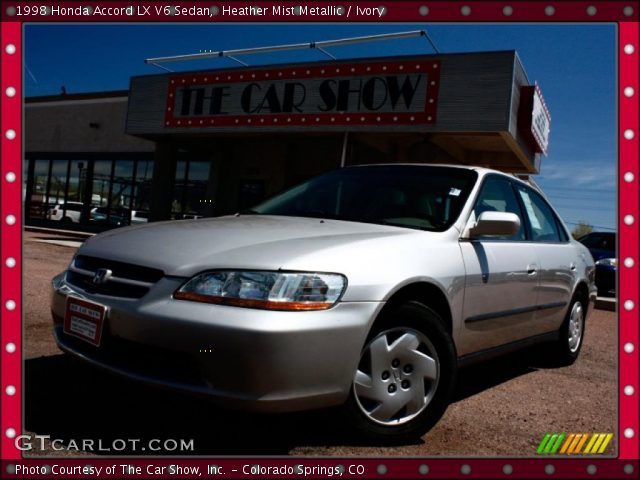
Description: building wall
xmin=26 ymin=95 xmax=155 ymax=153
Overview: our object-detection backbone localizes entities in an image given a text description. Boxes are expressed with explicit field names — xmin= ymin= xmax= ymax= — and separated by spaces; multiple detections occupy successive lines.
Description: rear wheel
xmin=551 ymin=294 xmax=586 ymax=365
xmin=344 ymin=301 xmax=456 ymax=444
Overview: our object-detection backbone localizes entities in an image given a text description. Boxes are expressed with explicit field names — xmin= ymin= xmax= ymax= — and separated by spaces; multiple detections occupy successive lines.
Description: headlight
xmin=174 ymin=271 xmax=347 ymax=311
xmin=595 ymin=258 xmax=617 ymax=267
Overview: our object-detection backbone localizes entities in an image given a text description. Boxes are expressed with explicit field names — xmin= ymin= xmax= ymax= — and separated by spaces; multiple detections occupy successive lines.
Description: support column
xmin=149 ymin=143 xmax=177 ymax=222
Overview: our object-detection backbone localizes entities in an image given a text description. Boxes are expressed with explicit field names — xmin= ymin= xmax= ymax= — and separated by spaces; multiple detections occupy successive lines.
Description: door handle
xmin=570 ymin=262 xmax=577 ymax=271
xmin=527 ymin=264 xmax=538 ymax=275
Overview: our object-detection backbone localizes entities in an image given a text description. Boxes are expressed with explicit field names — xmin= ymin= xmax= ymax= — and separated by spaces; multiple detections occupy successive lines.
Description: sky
xmin=24 ymin=24 xmax=617 ymax=231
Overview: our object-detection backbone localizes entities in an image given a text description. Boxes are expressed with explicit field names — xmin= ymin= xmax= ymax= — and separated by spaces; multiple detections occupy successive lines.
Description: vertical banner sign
xmin=164 ymin=60 xmax=441 ymax=129
xmin=518 ymin=82 xmax=551 ymax=156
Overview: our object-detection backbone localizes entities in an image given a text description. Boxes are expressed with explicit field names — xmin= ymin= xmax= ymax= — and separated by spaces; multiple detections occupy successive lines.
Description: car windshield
xmin=251 ymin=165 xmax=478 ymax=231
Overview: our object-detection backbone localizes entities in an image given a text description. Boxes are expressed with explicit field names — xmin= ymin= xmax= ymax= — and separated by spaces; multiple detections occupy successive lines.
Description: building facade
xmin=24 ymin=50 xmax=550 ymax=231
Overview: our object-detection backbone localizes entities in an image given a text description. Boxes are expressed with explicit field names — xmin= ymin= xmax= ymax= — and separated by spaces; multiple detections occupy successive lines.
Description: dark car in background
xmin=578 ymin=232 xmax=616 ymax=297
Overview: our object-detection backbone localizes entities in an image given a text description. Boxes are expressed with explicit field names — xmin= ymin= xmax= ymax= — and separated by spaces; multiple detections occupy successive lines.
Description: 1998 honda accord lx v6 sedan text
xmin=51 ymin=165 xmax=596 ymax=443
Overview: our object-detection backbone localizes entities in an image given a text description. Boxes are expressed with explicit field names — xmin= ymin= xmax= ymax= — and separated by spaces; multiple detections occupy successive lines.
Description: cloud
xmin=538 ymin=161 xmax=616 ymax=191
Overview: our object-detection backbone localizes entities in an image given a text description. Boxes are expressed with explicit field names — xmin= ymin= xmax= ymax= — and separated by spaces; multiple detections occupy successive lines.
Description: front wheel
xmin=343 ymin=301 xmax=457 ymax=444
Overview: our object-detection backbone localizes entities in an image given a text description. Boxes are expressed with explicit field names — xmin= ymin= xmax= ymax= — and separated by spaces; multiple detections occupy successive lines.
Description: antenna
xmin=144 ymin=30 xmax=439 ymax=71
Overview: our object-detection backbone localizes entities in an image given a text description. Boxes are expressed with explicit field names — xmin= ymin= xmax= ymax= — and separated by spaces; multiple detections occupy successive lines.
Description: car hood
xmin=78 ymin=215 xmax=420 ymax=277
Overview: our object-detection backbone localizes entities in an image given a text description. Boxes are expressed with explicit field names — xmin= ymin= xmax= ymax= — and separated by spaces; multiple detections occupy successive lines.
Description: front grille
xmin=66 ymin=255 xmax=164 ymax=299
xmin=55 ymin=324 xmax=205 ymax=387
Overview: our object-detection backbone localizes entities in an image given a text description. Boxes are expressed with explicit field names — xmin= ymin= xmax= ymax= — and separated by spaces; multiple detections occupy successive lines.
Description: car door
xmin=458 ymin=175 xmax=540 ymax=356
xmin=513 ymin=184 xmax=575 ymax=335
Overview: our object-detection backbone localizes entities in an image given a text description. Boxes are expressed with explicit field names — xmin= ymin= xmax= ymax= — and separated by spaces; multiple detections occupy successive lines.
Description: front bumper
xmin=51 ymin=273 xmax=383 ymax=412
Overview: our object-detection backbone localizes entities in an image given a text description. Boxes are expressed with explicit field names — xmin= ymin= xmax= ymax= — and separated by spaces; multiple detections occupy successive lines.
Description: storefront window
xmin=133 ymin=160 xmax=153 ymax=214
xmin=25 ymin=157 xmax=154 ymax=230
xmin=28 ymin=160 xmax=50 ymax=219
xmin=171 ymin=159 xmax=210 ymax=219
xmin=184 ymin=161 xmax=209 ymax=217
xmin=49 ymin=160 xmax=69 ymax=207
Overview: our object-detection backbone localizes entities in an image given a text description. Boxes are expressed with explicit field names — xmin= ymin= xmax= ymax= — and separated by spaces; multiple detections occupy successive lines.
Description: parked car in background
xmin=578 ymin=232 xmax=616 ymax=297
xmin=47 ymin=201 xmax=83 ymax=223
xmin=130 ymin=210 xmax=149 ymax=224
xmin=51 ymin=165 xmax=596 ymax=443
xmin=90 ymin=208 xmax=149 ymax=227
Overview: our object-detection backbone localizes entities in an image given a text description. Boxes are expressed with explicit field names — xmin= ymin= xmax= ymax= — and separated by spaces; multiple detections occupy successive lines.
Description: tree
xmin=571 ymin=221 xmax=594 ymax=239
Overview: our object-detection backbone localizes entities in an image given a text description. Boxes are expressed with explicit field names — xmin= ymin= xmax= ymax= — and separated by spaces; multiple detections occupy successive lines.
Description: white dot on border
xmin=5 ymin=215 xmax=16 ymax=226
xmin=623 ymin=6 xmax=634 ymax=17
xmin=624 ymin=44 xmax=635 ymax=55
xmin=6 ymin=343 xmax=16 ymax=353
xmin=624 ymin=257 xmax=634 ymax=268
xmin=545 ymin=5 xmax=555 ymax=16
xmin=624 ymin=172 xmax=635 ymax=182
xmin=623 ymin=428 xmax=634 ymax=438
xmin=624 ymin=87 xmax=635 ymax=97
xmin=503 ymin=464 xmax=513 ymax=475
xmin=503 ymin=6 xmax=513 ymax=16
xmin=624 ymin=385 xmax=635 ymax=396
xmin=624 ymin=342 xmax=635 ymax=353
xmin=5 ymin=385 xmax=16 ymax=396
xmin=5 ymin=428 xmax=16 ymax=439
xmin=461 ymin=464 xmax=471 ymax=475
xmin=5 ymin=129 xmax=16 ymax=140
xmin=418 ymin=5 xmax=429 ymax=16
xmin=5 ymin=86 xmax=16 ymax=97
xmin=5 ymin=300 xmax=16 ymax=311
xmin=586 ymin=6 xmax=597 ymax=16
xmin=624 ymin=300 xmax=635 ymax=311
xmin=624 ymin=464 xmax=635 ymax=474
xmin=5 ymin=257 xmax=16 ymax=268
xmin=5 ymin=44 xmax=16 ymax=55
xmin=624 ymin=214 xmax=634 ymax=225
xmin=5 ymin=171 xmax=16 ymax=183
xmin=624 ymin=129 xmax=635 ymax=140
xmin=461 ymin=5 xmax=471 ymax=16
xmin=545 ymin=464 xmax=555 ymax=475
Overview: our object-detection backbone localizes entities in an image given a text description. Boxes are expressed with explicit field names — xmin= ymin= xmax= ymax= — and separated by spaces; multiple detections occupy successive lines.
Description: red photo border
xmin=1 ymin=2 xmax=638 ymax=478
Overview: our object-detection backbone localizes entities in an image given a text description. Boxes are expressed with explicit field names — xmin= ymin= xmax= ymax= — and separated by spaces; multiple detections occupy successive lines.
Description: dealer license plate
xmin=63 ymin=296 xmax=107 ymax=346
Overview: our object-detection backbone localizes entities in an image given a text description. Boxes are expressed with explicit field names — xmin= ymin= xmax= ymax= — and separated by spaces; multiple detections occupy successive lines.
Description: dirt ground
xmin=22 ymin=230 xmax=617 ymax=457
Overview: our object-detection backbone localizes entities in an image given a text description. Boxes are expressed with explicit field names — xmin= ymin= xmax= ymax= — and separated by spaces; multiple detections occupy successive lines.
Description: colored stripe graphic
xmin=537 ymin=434 xmax=552 ymax=454
xmin=544 ymin=434 xmax=558 ymax=454
xmin=567 ymin=434 xmax=583 ymax=454
xmin=539 ymin=433 xmax=614 ymax=455
xmin=597 ymin=434 xmax=613 ymax=454
xmin=584 ymin=433 xmax=599 ymax=454
xmin=550 ymin=433 xmax=565 ymax=454
xmin=575 ymin=433 xmax=589 ymax=453
xmin=559 ymin=434 xmax=575 ymax=454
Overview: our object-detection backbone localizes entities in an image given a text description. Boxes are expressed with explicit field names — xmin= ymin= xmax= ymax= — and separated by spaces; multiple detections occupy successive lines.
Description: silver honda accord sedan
xmin=51 ymin=164 xmax=596 ymax=443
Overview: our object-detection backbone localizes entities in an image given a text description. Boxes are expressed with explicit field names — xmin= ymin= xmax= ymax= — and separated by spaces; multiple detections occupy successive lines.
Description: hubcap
xmin=568 ymin=301 xmax=584 ymax=353
xmin=353 ymin=327 xmax=440 ymax=426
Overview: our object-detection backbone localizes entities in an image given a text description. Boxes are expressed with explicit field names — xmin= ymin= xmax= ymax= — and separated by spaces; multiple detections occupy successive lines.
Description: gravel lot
xmin=23 ymin=230 xmax=617 ymax=457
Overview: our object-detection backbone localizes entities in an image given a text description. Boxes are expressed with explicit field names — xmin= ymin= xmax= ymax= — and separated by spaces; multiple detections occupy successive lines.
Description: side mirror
xmin=465 ymin=211 xmax=521 ymax=238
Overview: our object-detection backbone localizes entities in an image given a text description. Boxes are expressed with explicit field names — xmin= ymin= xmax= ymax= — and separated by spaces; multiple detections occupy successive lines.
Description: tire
xmin=551 ymin=294 xmax=586 ymax=366
xmin=343 ymin=301 xmax=457 ymax=444
xmin=61 ymin=216 xmax=73 ymax=224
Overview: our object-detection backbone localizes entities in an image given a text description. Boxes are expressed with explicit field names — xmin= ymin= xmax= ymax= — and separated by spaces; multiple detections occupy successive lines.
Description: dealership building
xmin=24 ymin=49 xmax=550 ymax=230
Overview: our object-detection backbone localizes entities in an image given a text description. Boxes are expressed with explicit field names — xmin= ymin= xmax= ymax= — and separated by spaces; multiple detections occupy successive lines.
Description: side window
xmin=473 ymin=177 xmax=525 ymax=240
xmin=516 ymin=186 xmax=562 ymax=242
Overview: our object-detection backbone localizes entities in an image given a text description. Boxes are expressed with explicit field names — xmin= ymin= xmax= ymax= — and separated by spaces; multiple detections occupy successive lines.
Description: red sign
xmin=164 ymin=59 xmax=441 ymax=128
xmin=518 ymin=83 xmax=552 ymax=156
xmin=63 ymin=296 xmax=106 ymax=346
